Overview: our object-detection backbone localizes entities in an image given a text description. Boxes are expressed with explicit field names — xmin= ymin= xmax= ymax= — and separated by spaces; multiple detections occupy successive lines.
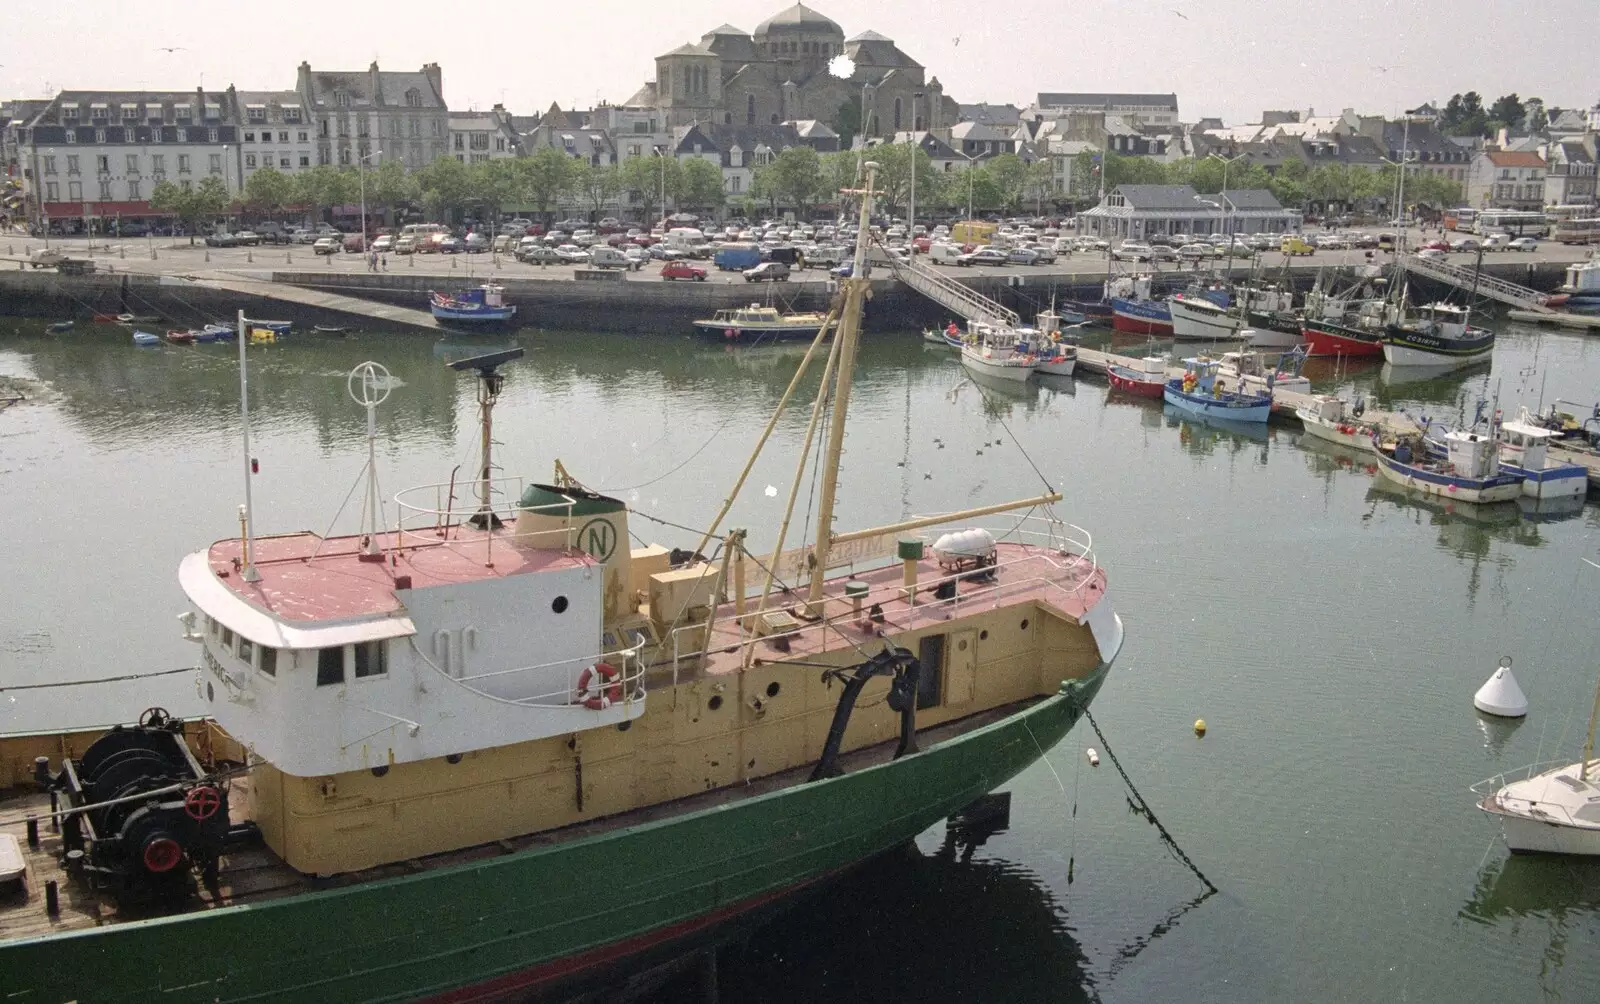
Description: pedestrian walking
xmin=381 ymin=253 xmax=388 ymax=271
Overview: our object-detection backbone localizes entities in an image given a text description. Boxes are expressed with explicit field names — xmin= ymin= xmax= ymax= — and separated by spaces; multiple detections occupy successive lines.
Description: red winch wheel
xmin=184 ymin=785 xmax=222 ymax=821
xmin=143 ymin=837 xmax=184 ymax=873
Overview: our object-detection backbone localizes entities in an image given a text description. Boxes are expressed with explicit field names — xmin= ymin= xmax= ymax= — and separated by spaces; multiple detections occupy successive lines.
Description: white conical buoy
xmin=1474 ymin=657 xmax=1528 ymax=718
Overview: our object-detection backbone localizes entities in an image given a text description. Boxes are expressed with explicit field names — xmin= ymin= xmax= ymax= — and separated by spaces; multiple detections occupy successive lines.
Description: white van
xmin=588 ymin=246 xmax=642 ymax=270
xmin=665 ymin=227 xmax=708 ymax=253
xmin=927 ymin=242 xmax=965 ymax=265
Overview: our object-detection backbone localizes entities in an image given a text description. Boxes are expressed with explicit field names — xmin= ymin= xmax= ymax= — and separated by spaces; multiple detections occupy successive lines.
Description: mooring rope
xmin=1078 ymin=704 xmax=1217 ymax=893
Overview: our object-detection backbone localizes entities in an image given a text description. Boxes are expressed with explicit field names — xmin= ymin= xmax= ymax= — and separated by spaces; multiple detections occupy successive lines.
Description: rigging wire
xmin=596 ymin=407 xmax=744 ymax=493
xmin=0 ymin=666 xmax=194 ymax=693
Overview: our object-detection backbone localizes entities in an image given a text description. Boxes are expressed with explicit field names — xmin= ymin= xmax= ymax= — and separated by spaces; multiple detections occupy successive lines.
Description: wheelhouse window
xmin=354 ymin=640 xmax=387 ymax=679
xmin=238 ymin=637 xmax=254 ymax=664
xmin=317 ymin=647 xmax=345 ymax=686
xmin=221 ymin=626 xmax=235 ymax=651
xmin=259 ymin=647 xmax=277 ymax=677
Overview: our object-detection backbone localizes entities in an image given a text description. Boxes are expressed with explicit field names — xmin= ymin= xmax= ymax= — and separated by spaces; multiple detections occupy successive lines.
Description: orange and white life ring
xmin=578 ymin=662 xmax=622 ymax=710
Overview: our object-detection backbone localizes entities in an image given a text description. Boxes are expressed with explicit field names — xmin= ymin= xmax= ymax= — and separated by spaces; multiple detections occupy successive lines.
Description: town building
xmin=294 ymin=61 xmax=447 ymax=170
xmin=1034 ymin=93 xmax=1179 ymax=129
xmin=1466 ymin=150 xmax=1547 ymax=209
xmin=947 ymin=121 xmax=1016 ymax=162
xmin=230 ymin=90 xmax=315 ymax=182
xmin=1077 ymin=184 xmax=1299 ymax=240
xmin=17 ymin=88 xmax=242 ymax=230
xmin=629 ymin=5 xmax=956 ymax=140
xmin=1540 ymin=139 xmax=1596 ymax=207
xmin=674 ymin=122 xmax=802 ymax=201
xmin=447 ymin=107 xmax=521 ymax=164
xmin=1356 ymin=117 xmax=1471 ymax=186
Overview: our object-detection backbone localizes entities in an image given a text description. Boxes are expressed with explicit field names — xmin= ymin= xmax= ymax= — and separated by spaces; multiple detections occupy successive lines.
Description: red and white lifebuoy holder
xmin=578 ymin=662 xmax=622 ymax=709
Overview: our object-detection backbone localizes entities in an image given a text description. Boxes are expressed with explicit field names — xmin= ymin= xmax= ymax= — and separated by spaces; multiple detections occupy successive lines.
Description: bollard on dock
xmin=26 ymin=814 xmax=39 ymax=849
xmin=45 ymin=880 xmax=59 ymax=917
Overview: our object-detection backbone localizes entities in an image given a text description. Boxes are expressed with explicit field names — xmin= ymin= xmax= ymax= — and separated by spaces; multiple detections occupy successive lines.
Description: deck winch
xmin=46 ymin=708 xmax=231 ymax=899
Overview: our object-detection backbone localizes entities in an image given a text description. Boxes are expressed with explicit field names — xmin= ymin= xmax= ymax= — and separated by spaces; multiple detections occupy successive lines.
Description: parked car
xmin=1507 ymin=237 xmax=1540 ymax=252
xmin=463 ymin=233 xmax=489 ymax=253
xmin=1149 ymin=245 xmax=1179 ymax=262
xmin=955 ymin=248 xmax=1011 ymax=267
xmin=1415 ymin=248 xmax=1447 ymax=261
xmin=1111 ymin=242 xmax=1154 ymax=262
xmin=647 ymin=243 xmax=684 ymax=260
xmin=290 ymin=228 xmax=318 ymax=244
xmin=661 ymin=260 xmax=708 ymax=281
xmin=1006 ymin=247 xmax=1041 ymax=266
xmin=315 ymin=224 xmax=340 ymax=236
xmin=588 ymin=246 xmax=641 ymax=270
xmin=518 ymin=245 xmax=562 ymax=264
xmin=554 ymin=244 xmax=590 ymax=264
xmin=342 ymin=234 xmax=367 ymax=253
xmin=743 ymin=261 xmax=791 ymax=282
xmin=1279 ymin=236 xmax=1316 ymax=256
xmin=313 ymin=236 xmax=341 ymax=255
xmin=1449 ymin=238 xmax=1481 ymax=253
xmin=205 ymin=232 xmax=239 ymax=248
xmin=1176 ymin=243 xmax=1212 ymax=261
xmin=436 ymin=236 xmax=463 ymax=254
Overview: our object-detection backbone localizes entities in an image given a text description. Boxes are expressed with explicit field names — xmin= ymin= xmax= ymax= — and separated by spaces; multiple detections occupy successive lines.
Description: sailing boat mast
xmin=805 ymin=161 xmax=881 ymax=611
xmin=1583 ymin=673 xmax=1600 ymax=782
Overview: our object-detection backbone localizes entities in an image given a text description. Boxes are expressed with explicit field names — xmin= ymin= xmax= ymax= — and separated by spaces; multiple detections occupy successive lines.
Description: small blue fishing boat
xmin=430 ymin=283 xmax=516 ymax=324
xmin=1162 ymin=357 xmax=1271 ymax=423
xmin=194 ymin=323 xmax=236 ymax=343
xmin=131 ymin=330 xmax=161 ymax=347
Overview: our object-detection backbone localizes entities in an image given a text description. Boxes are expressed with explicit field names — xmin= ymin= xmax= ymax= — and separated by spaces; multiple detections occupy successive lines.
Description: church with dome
xmin=627 ymin=3 xmax=957 ymax=139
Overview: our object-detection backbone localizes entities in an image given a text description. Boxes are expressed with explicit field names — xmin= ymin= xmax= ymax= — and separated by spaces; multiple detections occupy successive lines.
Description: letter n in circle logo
xmin=578 ymin=517 xmax=617 ymax=562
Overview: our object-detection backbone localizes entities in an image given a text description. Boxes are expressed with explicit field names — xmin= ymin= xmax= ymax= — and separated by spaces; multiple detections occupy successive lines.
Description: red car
xmin=661 ymin=260 xmax=707 ymax=281
xmin=1422 ymin=240 xmax=1451 ymax=251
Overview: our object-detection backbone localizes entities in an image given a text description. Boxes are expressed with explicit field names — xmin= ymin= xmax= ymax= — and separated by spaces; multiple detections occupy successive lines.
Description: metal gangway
xmin=869 ymin=247 xmax=1021 ymax=328
xmin=1400 ymin=252 xmax=1554 ymax=314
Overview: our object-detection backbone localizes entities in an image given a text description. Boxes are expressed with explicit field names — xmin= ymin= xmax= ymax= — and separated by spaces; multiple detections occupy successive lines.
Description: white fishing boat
xmin=1018 ymin=326 xmax=1077 ymax=376
xmin=693 ymin=303 xmax=837 ymax=342
xmin=1374 ymin=421 xmax=1523 ymax=504
xmin=1295 ymin=394 xmax=1382 ymax=452
xmin=1212 ymin=347 xmax=1311 ymax=399
xmin=1240 ymin=327 xmax=1305 ymax=351
xmin=960 ymin=323 xmax=1037 ymax=382
xmin=1167 ymin=293 xmax=1240 ymax=341
xmin=1495 ymin=407 xmax=1590 ymax=500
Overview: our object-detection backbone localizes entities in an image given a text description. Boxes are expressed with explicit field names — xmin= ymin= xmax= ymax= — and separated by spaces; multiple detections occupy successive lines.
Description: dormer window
xmin=90 ymin=104 xmax=108 ymax=120
xmin=335 ymin=90 xmax=351 ymax=108
xmin=405 ymin=88 xmax=422 ymax=108
xmin=248 ymin=105 xmax=266 ymax=123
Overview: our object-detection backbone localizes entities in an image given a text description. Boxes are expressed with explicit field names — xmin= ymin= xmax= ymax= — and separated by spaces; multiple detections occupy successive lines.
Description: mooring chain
xmin=1079 ymin=704 xmax=1217 ymax=893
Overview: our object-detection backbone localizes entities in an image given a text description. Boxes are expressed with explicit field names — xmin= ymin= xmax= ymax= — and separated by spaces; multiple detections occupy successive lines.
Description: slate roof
xmin=1115 ymin=185 xmax=1211 ymax=210
xmin=1038 ymin=93 xmax=1177 ymax=110
xmin=660 ymin=42 xmax=717 ymax=59
xmin=958 ymin=103 xmax=1021 ymax=127
xmin=1221 ymin=188 xmax=1284 ymax=211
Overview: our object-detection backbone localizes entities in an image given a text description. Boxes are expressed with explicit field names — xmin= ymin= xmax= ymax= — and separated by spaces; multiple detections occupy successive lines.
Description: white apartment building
xmin=296 ymin=61 xmax=448 ymax=170
xmin=232 ymin=90 xmax=315 ymax=181
xmin=447 ymin=107 xmax=521 ymax=164
xmin=19 ymin=88 xmax=241 ymax=228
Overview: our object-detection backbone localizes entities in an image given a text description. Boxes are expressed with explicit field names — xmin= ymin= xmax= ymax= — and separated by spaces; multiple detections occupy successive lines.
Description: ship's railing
xmin=661 ymin=514 xmax=1100 ymax=679
xmin=392 ymin=477 xmax=583 ymax=561
xmin=409 ymin=631 xmax=649 ymax=711
xmin=1470 ymin=759 xmax=1600 ymax=829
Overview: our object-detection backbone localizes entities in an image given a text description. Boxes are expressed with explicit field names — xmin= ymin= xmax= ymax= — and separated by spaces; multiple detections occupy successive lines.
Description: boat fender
xmin=724 ymin=328 xmax=736 ymax=339
xmin=578 ymin=662 xmax=622 ymax=710
xmin=1352 ymin=399 xmax=1366 ymax=418
xmin=1086 ymin=748 xmax=1100 ymax=767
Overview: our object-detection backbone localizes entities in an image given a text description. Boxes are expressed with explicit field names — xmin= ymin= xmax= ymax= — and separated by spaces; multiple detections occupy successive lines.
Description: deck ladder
xmin=1401 ymin=253 xmax=1555 ymax=314
xmin=869 ymin=249 xmax=1021 ymax=328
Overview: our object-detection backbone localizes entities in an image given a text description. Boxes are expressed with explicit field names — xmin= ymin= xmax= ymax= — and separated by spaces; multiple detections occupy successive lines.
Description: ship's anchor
xmin=809 ymin=644 xmax=921 ymax=782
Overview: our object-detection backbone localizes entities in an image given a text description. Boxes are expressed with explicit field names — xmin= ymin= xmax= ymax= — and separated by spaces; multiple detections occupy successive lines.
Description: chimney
xmin=297 ymin=61 xmax=311 ymax=101
xmin=423 ymin=63 xmax=443 ymax=105
xmin=369 ymin=61 xmax=381 ymax=105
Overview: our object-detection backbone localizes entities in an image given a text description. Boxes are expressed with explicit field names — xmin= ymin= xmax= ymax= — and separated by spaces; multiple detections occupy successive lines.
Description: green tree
xmin=243 ymin=166 xmax=293 ymax=218
xmin=1524 ymin=98 xmax=1549 ymax=134
xmin=1023 ymin=158 xmax=1055 ymax=213
xmin=983 ymin=153 xmax=1029 ymax=212
xmin=291 ymin=165 xmax=355 ymax=217
xmin=518 ymin=147 xmax=580 ymax=222
xmin=415 ymin=155 xmax=472 ymax=219
xmin=819 ymin=150 xmax=858 ymax=205
xmin=764 ymin=146 xmax=825 ymax=217
xmin=832 ymin=96 xmax=863 ymax=152
xmin=1488 ymin=94 xmax=1526 ymax=135
xmin=678 ymin=158 xmax=724 ymax=215
xmin=150 ymin=180 xmax=202 ymax=243
xmin=618 ymin=153 xmax=675 ymax=224
xmin=574 ymin=163 xmax=622 ymax=221
xmin=1442 ymin=92 xmax=1488 ymax=137
xmin=365 ymin=159 xmax=417 ymax=221
xmin=872 ymin=141 xmax=941 ymax=217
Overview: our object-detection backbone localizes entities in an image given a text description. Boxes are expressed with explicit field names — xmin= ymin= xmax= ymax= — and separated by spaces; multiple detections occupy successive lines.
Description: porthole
xmin=617 ymin=720 xmax=632 ymax=733
xmin=1020 ymin=618 xmax=1030 ymax=630
xmin=206 ymin=681 xmax=214 ymax=702
xmin=551 ymin=595 xmax=569 ymax=614
xmin=371 ymin=765 xmax=390 ymax=778
xmin=766 ymin=681 xmax=780 ymax=698
xmin=979 ymin=630 xmax=989 ymax=641
xmin=445 ymin=753 xmax=462 ymax=765
xmin=709 ymin=695 xmax=724 ymax=711
xmin=958 ymin=639 xmax=968 ymax=651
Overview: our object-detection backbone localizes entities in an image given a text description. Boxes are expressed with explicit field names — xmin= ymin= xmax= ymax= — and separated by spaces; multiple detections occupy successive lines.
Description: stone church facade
xmin=627 ymin=3 xmax=957 ymax=141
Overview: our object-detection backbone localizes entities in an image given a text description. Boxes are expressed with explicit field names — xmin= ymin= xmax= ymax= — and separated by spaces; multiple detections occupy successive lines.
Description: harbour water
xmin=2 ymin=318 xmax=1599 ymax=1002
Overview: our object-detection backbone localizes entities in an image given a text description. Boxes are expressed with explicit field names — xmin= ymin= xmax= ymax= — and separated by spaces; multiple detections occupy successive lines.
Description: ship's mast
xmin=806 ymin=161 xmax=880 ymax=612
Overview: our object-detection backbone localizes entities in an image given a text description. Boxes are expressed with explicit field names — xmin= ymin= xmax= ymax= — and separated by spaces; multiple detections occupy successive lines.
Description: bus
xmin=1443 ymin=207 xmax=1476 ymax=232
xmin=1474 ymin=210 xmax=1550 ymax=237
xmin=1552 ymin=217 xmax=1600 ymax=245
xmin=1546 ymin=204 xmax=1595 ymax=224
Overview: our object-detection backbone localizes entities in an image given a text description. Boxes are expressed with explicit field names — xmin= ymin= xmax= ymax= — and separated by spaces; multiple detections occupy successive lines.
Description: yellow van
xmin=1279 ymin=235 xmax=1316 ymax=256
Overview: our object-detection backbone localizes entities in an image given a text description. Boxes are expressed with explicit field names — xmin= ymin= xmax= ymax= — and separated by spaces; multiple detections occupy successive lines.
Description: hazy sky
xmin=4 ymin=0 xmax=1593 ymax=126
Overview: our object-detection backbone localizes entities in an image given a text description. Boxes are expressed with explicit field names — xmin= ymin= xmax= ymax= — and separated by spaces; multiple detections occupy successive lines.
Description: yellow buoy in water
xmin=1194 ymin=718 xmax=1207 ymax=737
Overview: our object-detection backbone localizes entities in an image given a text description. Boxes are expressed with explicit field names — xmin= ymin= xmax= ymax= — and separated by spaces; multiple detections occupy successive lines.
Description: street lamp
xmin=1207 ymin=150 xmax=1247 ymax=269
xmin=908 ymin=91 xmax=923 ymax=237
xmin=961 ymin=151 xmax=980 ymax=221
xmin=356 ymin=149 xmax=378 ymax=253
xmin=653 ymin=146 xmax=668 ymax=227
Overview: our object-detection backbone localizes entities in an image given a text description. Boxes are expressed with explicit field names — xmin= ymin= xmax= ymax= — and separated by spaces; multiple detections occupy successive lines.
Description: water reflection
xmin=1461 ymin=855 xmax=1600 ymax=997
xmin=1373 ymin=360 xmax=1494 ymax=408
xmin=715 ymin=842 xmax=1095 ymax=1004
xmin=1163 ymin=404 xmax=1272 ymax=455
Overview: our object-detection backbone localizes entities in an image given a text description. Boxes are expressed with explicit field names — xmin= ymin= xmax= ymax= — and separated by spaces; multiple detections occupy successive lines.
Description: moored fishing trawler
xmin=430 ymin=283 xmax=517 ymax=324
xmin=0 ymin=164 xmax=1124 ymax=1003
xmin=692 ymin=303 xmax=837 ymax=341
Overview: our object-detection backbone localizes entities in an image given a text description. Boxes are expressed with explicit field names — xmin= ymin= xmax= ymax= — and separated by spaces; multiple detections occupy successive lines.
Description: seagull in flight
xmin=1373 ymin=64 xmax=1392 ymax=73
xmin=156 ymin=46 xmax=187 ymax=53
xmin=1171 ymin=9 xmax=1189 ymax=19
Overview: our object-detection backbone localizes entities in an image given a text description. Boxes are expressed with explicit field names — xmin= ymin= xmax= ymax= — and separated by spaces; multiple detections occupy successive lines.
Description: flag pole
xmin=237 ymin=309 xmax=260 ymax=582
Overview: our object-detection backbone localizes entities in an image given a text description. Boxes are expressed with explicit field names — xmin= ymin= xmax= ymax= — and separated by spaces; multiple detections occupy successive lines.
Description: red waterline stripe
xmin=417 ymin=870 xmax=840 ymax=1004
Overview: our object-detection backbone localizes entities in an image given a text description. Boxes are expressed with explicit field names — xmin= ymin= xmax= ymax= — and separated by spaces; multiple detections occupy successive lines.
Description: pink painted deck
xmin=700 ymin=542 xmax=1106 ymax=675
xmin=208 ymin=529 xmax=596 ymax=622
